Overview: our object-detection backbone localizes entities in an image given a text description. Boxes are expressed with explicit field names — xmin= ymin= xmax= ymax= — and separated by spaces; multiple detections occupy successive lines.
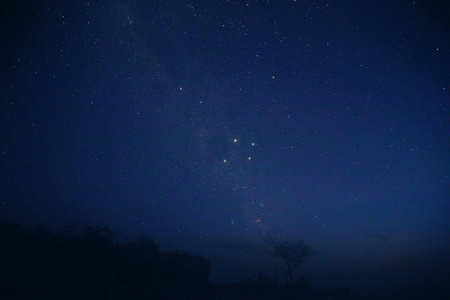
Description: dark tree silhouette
xmin=266 ymin=238 xmax=312 ymax=284
xmin=0 ymin=223 xmax=212 ymax=299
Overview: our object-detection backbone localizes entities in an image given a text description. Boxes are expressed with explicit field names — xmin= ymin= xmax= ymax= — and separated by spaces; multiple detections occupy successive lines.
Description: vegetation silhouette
xmin=266 ymin=238 xmax=313 ymax=284
xmin=0 ymin=223 xmax=209 ymax=299
xmin=0 ymin=222 xmax=374 ymax=299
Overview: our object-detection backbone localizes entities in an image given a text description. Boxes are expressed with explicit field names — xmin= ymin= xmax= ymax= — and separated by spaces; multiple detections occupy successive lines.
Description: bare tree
xmin=266 ymin=238 xmax=312 ymax=284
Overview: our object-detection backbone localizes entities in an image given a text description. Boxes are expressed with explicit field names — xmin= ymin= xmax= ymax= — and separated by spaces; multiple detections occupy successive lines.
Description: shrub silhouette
xmin=0 ymin=223 xmax=210 ymax=299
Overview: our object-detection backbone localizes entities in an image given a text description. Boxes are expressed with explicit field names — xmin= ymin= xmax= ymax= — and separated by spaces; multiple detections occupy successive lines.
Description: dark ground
xmin=1 ymin=223 xmax=448 ymax=300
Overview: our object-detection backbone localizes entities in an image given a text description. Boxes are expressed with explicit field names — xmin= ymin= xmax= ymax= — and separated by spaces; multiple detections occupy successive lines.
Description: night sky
xmin=1 ymin=0 xmax=449 ymax=293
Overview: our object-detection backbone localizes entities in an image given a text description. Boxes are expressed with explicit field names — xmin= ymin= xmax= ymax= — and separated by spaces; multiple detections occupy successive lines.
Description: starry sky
xmin=1 ymin=0 xmax=449 ymax=292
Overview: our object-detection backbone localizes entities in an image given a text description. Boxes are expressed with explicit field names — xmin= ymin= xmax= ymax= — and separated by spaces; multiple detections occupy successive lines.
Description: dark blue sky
xmin=1 ymin=0 xmax=449 ymax=292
